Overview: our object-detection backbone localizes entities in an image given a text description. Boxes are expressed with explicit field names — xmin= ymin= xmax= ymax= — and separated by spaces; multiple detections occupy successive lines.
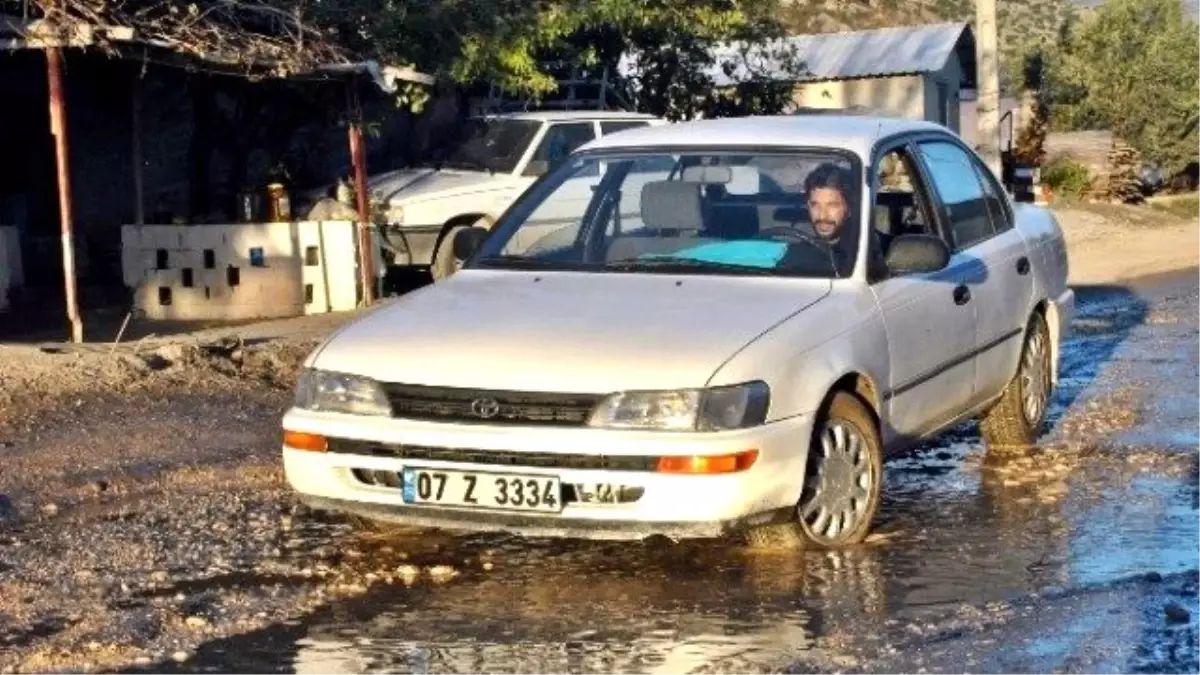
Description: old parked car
xmin=308 ymin=110 xmax=666 ymax=281
xmin=281 ymin=115 xmax=1075 ymax=548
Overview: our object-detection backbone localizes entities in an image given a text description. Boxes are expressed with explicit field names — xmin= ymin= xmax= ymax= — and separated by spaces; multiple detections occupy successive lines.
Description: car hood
xmin=367 ymin=168 xmax=506 ymax=204
xmin=311 ymin=271 xmax=831 ymax=393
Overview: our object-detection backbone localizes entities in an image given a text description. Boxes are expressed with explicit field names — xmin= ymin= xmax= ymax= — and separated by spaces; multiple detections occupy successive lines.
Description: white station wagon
xmin=282 ymin=115 xmax=1075 ymax=548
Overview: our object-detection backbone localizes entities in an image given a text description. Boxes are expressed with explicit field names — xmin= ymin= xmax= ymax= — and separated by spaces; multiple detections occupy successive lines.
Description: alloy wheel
xmin=797 ymin=420 xmax=876 ymax=545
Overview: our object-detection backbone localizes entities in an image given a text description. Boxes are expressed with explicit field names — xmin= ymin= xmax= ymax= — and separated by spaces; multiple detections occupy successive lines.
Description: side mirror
xmin=452 ymin=226 xmax=489 ymax=261
xmin=885 ymin=234 xmax=950 ymax=276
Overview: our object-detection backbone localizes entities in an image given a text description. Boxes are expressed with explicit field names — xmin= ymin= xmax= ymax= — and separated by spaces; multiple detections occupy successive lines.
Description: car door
xmin=869 ymin=140 xmax=980 ymax=443
xmin=912 ymin=139 xmax=1035 ymax=406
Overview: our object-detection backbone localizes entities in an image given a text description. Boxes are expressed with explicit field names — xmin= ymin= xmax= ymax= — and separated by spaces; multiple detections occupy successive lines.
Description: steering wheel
xmin=755 ymin=226 xmax=830 ymax=251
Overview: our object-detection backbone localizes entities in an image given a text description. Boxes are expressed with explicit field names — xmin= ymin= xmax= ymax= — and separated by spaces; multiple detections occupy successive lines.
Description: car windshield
xmin=469 ymin=150 xmax=863 ymax=278
xmin=436 ymin=118 xmax=541 ymax=173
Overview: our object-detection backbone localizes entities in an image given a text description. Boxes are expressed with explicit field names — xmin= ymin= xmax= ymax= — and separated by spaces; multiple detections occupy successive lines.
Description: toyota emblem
xmin=470 ymin=397 xmax=501 ymax=419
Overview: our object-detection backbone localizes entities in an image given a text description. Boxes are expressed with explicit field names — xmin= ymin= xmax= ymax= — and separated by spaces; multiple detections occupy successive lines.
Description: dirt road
xmin=0 ymin=209 xmax=1196 ymax=674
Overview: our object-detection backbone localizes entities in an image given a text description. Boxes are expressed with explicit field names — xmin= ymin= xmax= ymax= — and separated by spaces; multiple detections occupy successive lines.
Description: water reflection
xmin=277 ymin=441 xmax=1112 ymax=674
xmin=290 ymin=543 xmax=887 ymax=673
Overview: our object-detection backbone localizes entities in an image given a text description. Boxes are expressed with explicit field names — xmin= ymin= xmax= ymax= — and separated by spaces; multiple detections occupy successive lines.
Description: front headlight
xmin=587 ymin=381 xmax=770 ymax=431
xmin=293 ymin=368 xmax=391 ymax=416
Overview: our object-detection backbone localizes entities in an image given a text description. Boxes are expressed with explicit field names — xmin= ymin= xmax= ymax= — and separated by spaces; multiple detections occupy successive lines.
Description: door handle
xmin=953 ymin=284 xmax=971 ymax=305
xmin=1016 ymin=255 xmax=1030 ymax=275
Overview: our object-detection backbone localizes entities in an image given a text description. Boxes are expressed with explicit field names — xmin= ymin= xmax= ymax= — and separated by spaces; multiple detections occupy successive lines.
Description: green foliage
xmin=308 ymin=0 xmax=802 ymax=119
xmin=1041 ymin=156 xmax=1092 ymax=198
xmin=1039 ymin=0 xmax=1200 ymax=174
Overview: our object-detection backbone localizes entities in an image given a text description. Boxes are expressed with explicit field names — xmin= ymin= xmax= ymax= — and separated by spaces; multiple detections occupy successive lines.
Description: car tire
xmin=745 ymin=391 xmax=883 ymax=550
xmin=431 ymin=224 xmax=468 ymax=282
xmin=980 ymin=312 xmax=1053 ymax=452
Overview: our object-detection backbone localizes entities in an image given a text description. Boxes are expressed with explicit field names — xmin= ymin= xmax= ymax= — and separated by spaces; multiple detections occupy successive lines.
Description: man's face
xmin=808 ymin=187 xmax=849 ymax=240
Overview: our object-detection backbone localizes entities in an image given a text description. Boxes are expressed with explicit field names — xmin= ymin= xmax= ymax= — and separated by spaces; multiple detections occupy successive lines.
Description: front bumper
xmin=380 ymin=224 xmax=443 ymax=266
xmin=281 ymin=409 xmax=815 ymax=541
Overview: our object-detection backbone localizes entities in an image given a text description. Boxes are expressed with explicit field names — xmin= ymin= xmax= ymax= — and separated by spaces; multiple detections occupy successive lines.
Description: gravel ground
xmin=0 ymin=337 xmax=506 ymax=673
xmin=0 ymin=207 xmax=1195 ymax=674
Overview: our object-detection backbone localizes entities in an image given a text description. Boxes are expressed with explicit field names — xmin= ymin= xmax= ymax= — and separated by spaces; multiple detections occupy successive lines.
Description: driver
xmin=802 ymin=162 xmax=858 ymax=276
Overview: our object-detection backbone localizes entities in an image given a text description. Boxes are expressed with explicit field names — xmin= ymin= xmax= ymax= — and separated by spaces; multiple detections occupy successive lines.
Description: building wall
xmin=921 ymin=55 xmax=963 ymax=134
xmin=121 ymin=221 xmax=378 ymax=321
xmin=788 ymin=54 xmax=967 ymax=135
xmin=791 ymin=74 xmax=928 ymax=122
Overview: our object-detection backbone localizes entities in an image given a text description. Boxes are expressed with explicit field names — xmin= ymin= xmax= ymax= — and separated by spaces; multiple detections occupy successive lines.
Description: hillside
xmin=776 ymin=0 xmax=1071 ymax=92
xmin=1074 ymin=0 xmax=1199 ymax=19
xmin=779 ymin=0 xmax=1074 ymax=39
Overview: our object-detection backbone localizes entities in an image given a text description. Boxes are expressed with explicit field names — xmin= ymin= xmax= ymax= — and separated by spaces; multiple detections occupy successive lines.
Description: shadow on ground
xmin=1051 ymin=282 xmax=1152 ymax=421
xmin=0 ymin=268 xmax=433 ymax=346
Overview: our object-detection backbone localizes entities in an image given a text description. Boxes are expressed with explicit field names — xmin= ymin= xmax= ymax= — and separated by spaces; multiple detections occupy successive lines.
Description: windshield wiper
xmin=603 ymin=257 xmax=781 ymax=276
xmin=472 ymin=255 xmax=577 ymax=270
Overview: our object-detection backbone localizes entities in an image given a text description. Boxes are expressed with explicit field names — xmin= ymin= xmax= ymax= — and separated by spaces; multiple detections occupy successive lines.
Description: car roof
xmin=577 ymin=114 xmax=950 ymax=157
xmin=477 ymin=110 xmax=660 ymax=123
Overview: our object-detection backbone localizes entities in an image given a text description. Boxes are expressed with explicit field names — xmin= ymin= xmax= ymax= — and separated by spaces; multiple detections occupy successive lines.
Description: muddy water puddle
xmin=145 ymin=437 xmax=1197 ymax=674
xmin=139 ymin=273 xmax=1199 ymax=674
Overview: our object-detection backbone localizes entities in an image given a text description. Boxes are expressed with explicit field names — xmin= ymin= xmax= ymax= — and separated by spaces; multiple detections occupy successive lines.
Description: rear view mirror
xmin=452 ymin=226 xmax=490 ymax=261
xmin=885 ymin=234 xmax=950 ymax=275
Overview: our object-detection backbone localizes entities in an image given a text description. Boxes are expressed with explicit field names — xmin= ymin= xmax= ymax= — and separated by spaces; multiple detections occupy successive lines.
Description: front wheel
xmin=746 ymin=392 xmax=883 ymax=550
xmin=431 ymin=224 xmax=468 ymax=281
xmin=979 ymin=312 xmax=1053 ymax=451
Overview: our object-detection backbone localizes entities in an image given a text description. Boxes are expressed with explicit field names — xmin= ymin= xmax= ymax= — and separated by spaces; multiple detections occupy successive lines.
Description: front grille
xmin=329 ymin=439 xmax=658 ymax=472
xmin=382 ymin=383 xmax=602 ymax=427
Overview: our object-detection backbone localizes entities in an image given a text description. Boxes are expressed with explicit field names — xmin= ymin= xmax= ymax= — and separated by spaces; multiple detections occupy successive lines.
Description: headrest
xmin=640 ymin=181 xmax=702 ymax=231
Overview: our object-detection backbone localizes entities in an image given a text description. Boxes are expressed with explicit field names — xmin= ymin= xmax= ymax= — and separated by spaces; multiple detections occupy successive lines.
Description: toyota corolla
xmin=280 ymin=115 xmax=1074 ymax=548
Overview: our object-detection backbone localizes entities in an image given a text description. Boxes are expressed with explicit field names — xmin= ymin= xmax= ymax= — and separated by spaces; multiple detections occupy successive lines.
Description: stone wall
xmin=121 ymin=221 xmax=382 ymax=321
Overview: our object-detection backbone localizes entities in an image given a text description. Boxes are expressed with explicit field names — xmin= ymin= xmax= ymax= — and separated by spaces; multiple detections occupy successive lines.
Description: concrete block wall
xmin=0 ymin=226 xmax=23 ymax=313
xmin=121 ymin=221 xmax=375 ymax=321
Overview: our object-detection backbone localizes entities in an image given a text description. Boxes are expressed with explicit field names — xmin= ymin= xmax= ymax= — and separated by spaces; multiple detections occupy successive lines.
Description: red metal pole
xmin=347 ymin=83 xmax=375 ymax=306
xmin=46 ymin=46 xmax=83 ymax=343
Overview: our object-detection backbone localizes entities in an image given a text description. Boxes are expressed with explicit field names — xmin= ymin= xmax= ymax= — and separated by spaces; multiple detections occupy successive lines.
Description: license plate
xmin=401 ymin=467 xmax=562 ymax=513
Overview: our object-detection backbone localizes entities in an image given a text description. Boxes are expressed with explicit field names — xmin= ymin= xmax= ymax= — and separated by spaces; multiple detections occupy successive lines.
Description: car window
xmin=477 ymin=150 xmax=864 ymax=280
xmin=971 ymin=159 xmax=1014 ymax=233
xmin=915 ymin=140 xmax=996 ymax=251
xmin=524 ymin=123 xmax=597 ymax=177
xmin=599 ymin=121 xmax=676 ymax=174
xmin=873 ymin=148 xmax=936 ymax=238
xmin=599 ymin=120 xmax=649 ymax=135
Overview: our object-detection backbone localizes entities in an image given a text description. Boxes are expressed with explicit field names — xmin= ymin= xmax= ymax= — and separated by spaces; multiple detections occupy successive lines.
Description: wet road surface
xmin=131 ymin=271 xmax=1200 ymax=674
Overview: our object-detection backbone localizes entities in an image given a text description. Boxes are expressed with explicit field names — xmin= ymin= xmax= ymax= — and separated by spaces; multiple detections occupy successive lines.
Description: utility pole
xmin=47 ymin=45 xmax=84 ymax=343
xmin=346 ymin=81 xmax=375 ymax=306
xmin=975 ymin=0 xmax=1002 ymax=179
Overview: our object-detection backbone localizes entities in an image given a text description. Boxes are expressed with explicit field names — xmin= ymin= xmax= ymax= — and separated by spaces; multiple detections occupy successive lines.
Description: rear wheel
xmin=980 ymin=312 xmax=1052 ymax=451
xmin=746 ymin=392 xmax=883 ymax=549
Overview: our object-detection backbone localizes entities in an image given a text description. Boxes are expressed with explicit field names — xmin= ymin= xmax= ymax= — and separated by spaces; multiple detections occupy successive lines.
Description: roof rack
xmin=472 ymin=65 xmax=635 ymax=116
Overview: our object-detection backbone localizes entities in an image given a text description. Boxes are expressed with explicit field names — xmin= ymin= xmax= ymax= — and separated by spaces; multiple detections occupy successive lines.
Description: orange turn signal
xmin=283 ymin=430 xmax=328 ymax=452
xmin=656 ymin=449 xmax=759 ymax=474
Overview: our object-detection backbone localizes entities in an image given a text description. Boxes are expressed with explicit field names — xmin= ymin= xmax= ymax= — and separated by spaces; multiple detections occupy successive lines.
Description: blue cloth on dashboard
xmin=639 ymin=240 xmax=788 ymax=269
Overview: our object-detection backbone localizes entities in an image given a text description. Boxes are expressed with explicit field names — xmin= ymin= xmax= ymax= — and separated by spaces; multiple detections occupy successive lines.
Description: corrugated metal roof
xmin=619 ymin=22 xmax=973 ymax=87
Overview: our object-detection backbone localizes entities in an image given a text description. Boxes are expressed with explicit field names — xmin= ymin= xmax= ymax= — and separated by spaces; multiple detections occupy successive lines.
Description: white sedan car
xmin=281 ymin=115 xmax=1074 ymax=548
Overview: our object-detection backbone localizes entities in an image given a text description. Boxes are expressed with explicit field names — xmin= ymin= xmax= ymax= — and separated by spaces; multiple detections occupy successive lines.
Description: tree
xmin=1041 ymin=0 xmax=1200 ymax=174
xmin=308 ymin=0 xmax=804 ymax=119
